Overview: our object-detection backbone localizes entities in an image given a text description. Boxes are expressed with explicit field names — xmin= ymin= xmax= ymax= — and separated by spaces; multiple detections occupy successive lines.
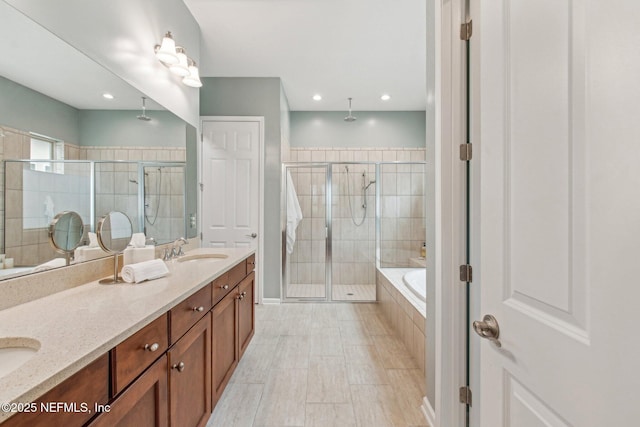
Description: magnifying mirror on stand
xmin=96 ymin=211 xmax=133 ymax=284
xmin=49 ymin=211 xmax=84 ymax=266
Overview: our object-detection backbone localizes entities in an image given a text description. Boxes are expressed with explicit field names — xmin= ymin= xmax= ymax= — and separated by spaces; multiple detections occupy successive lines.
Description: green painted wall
xmin=78 ymin=110 xmax=186 ymax=147
xmin=0 ymin=75 xmax=79 ymax=143
xmin=290 ymin=111 xmax=426 ymax=148
xmin=200 ymin=77 xmax=284 ymax=299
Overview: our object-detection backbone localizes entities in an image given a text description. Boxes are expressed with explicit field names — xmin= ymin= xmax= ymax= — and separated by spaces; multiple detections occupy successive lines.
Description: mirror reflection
xmin=0 ymin=1 xmax=197 ymax=281
xmin=49 ymin=211 xmax=84 ymax=255
xmin=97 ymin=211 xmax=133 ymax=254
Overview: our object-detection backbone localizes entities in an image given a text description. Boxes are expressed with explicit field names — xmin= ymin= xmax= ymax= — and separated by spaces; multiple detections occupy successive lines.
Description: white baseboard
xmin=421 ymin=396 xmax=436 ymax=427
xmin=261 ymin=298 xmax=281 ymax=305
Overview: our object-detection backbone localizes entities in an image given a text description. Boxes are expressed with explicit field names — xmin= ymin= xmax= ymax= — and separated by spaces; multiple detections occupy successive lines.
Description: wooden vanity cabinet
xmin=168 ymin=313 xmax=211 ymax=427
xmin=112 ymin=313 xmax=169 ymax=396
xmin=211 ymin=287 xmax=238 ymax=407
xmin=2 ymin=354 xmax=109 ymax=427
xmin=89 ymin=356 xmax=168 ymax=427
xmin=237 ymin=271 xmax=255 ymax=359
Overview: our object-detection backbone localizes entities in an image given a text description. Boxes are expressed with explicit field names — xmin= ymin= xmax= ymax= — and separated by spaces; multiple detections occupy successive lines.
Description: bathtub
xmin=403 ymin=269 xmax=426 ymax=302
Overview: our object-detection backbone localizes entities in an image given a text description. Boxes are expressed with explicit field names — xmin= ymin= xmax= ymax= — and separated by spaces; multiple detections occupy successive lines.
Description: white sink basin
xmin=177 ymin=253 xmax=229 ymax=263
xmin=0 ymin=338 xmax=40 ymax=378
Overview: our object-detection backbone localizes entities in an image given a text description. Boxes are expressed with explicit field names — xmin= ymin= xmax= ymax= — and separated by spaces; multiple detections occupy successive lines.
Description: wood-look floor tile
xmin=350 ymin=384 xmax=405 ymax=427
xmin=207 ymin=383 xmax=263 ymax=427
xmin=253 ymin=368 xmax=308 ymax=426
xmin=271 ymin=335 xmax=310 ymax=369
xmin=373 ymin=335 xmax=419 ymax=369
xmin=305 ymin=403 xmax=357 ymax=427
xmin=386 ymin=369 xmax=428 ymax=425
xmin=306 ymin=356 xmax=350 ymax=403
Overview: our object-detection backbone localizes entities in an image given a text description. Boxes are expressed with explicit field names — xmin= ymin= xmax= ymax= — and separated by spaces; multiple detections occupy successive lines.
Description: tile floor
xmin=206 ymin=302 xmax=429 ymax=427
xmin=285 ymin=284 xmax=376 ymax=301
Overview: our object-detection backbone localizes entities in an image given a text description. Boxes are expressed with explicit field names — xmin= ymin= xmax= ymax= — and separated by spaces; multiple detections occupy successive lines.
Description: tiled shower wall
xmin=0 ymin=125 xmax=83 ymax=265
xmin=285 ymin=147 xmax=426 ymax=289
xmin=1 ymin=124 xmax=185 ymax=266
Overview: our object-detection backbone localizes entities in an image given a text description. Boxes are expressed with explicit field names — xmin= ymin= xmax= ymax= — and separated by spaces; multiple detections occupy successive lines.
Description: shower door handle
xmin=245 ymin=233 xmax=257 ymax=239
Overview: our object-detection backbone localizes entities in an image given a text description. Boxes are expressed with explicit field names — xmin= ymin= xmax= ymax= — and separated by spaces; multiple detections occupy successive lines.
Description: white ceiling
xmin=0 ymin=1 xmax=164 ymax=111
xmin=183 ymin=0 xmax=426 ymax=111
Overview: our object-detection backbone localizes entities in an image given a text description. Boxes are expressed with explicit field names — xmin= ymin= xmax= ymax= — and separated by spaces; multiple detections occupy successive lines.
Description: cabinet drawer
xmin=112 ymin=313 xmax=168 ymax=395
xmin=2 ymin=354 xmax=109 ymax=427
xmin=246 ymin=254 xmax=256 ymax=275
xmin=170 ymin=284 xmax=212 ymax=343
xmin=211 ymin=273 xmax=232 ymax=306
xmin=228 ymin=262 xmax=246 ymax=288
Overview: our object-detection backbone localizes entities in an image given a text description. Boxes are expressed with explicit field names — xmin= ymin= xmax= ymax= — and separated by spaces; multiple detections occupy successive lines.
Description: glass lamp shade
xmin=183 ymin=64 xmax=203 ymax=88
xmin=155 ymin=33 xmax=178 ymax=65
xmin=169 ymin=48 xmax=190 ymax=77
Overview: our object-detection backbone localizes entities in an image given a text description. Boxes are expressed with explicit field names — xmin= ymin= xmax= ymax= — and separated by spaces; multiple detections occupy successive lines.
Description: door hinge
xmin=200 ymin=232 xmax=203 ymax=240
xmin=459 ymin=386 xmax=472 ymax=406
xmin=199 ymin=182 xmax=204 ymax=191
xmin=460 ymin=264 xmax=473 ymax=282
xmin=460 ymin=20 xmax=473 ymax=41
xmin=459 ymin=143 xmax=472 ymax=161
xmin=200 ymin=133 xmax=203 ymax=142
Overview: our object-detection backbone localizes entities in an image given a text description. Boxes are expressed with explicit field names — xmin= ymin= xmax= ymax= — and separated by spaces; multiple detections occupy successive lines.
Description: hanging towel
xmin=121 ymin=259 xmax=169 ymax=284
xmin=285 ymin=170 xmax=303 ymax=254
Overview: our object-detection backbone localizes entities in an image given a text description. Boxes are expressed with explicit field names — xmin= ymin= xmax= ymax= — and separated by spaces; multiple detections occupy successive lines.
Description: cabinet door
xmin=237 ymin=271 xmax=255 ymax=359
xmin=89 ymin=355 xmax=168 ymax=427
xmin=3 ymin=354 xmax=109 ymax=427
xmin=168 ymin=313 xmax=211 ymax=427
xmin=211 ymin=288 xmax=238 ymax=407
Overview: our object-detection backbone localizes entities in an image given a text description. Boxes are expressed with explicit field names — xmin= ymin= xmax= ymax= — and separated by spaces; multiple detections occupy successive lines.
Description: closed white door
xmin=201 ymin=119 xmax=260 ymax=252
xmin=472 ymin=0 xmax=640 ymax=425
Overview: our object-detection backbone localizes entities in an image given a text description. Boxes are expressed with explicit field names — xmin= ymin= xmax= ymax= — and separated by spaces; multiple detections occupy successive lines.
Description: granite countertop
xmin=0 ymin=247 xmax=254 ymax=422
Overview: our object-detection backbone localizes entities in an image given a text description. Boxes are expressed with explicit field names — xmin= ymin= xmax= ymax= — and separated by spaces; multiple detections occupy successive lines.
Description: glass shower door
xmin=283 ymin=165 xmax=328 ymax=300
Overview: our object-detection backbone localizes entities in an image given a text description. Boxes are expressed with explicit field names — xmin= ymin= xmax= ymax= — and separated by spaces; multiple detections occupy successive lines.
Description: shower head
xmin=137 ymin=96 xmax=152 ymax=121
xmin=344 ymin=97 xmax=357 ymax=122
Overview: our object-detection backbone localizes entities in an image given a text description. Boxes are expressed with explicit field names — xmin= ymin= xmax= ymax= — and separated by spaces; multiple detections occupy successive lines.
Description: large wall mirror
xmin=0 ymin=1 xmax=197 ymax=280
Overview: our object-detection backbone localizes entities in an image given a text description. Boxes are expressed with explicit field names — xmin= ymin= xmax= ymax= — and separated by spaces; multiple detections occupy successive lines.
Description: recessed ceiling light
xmin=380 ymin=94 xmax=391 ymax=101
xmin=313 ymin=94 xmax=322 ymax=101
xmin=102 ymin=93 xmax=114 ymax=100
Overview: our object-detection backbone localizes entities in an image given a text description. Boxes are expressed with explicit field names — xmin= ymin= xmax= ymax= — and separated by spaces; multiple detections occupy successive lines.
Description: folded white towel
xmin=121 ymin=259 xmax=169 ymax=284
xmin=88 ymin=232 xmax=99 ymax=248
xmin=129 ymin=233 xmax=147 ymax=248
xmin=32 ymin=258 xmax=66 ymax=273
xmin=285 ymin=170 xmax=303 ymax=254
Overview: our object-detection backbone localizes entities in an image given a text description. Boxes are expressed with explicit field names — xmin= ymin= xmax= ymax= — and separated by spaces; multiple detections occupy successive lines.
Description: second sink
xmin=0 ymin=337 xmax=40 ymax=379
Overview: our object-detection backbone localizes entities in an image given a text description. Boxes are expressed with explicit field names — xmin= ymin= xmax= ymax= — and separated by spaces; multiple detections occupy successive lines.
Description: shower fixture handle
xmin=473 ymin=314 xmax=502 ymax=348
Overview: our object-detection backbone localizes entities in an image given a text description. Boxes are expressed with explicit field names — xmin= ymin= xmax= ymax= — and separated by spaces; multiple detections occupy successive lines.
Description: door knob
xmin=473 ymin=314 xmax=502 ymax=348
xmin=245 ymin=233 xmax=257 ymax=239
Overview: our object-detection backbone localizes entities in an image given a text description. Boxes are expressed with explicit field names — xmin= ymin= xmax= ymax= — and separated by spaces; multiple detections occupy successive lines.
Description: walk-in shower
xmin=282 ymin=161 xmax=426 ymax=302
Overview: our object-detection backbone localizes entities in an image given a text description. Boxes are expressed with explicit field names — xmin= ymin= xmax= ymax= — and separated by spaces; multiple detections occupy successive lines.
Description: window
xmin=30 ymin=133 xmax=64 ymax=173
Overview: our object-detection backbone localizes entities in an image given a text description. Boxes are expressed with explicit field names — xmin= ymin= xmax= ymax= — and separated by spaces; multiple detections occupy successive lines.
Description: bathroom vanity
xmin=0 ymin=248 xmax=255 ymax=427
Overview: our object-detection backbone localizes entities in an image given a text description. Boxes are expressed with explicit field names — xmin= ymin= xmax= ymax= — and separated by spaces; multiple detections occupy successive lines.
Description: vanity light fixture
xmin=182 ymin=58 xmax=203 ymax=88
xmin=102 ymin=93 xmax=114 ymax=100
xmin=154 ymin=31 xmax=203 ymax=87
xmin=380 ymin=94 xmax=391 ymax=101
xmin=313 ymin=94 xmax=322 ymax=101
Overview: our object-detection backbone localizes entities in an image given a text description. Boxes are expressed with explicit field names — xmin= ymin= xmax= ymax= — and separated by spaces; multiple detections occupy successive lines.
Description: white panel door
xmin=473 ymin=0 xmax=640 ymax=425
xmin=201 ymin=120 xmax=260 ymax=252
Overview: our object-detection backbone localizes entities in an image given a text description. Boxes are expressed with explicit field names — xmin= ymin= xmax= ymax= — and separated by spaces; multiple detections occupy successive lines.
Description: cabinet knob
xmin=144 ymin=343 xmax=159 ymax=352
xmin=241 ymin=291 xmax=247 ymax=297
xmin=172 ymin=361 xmax=185 ymax=372
xmin=192 ymin=306 xmax=204 ymax=312
xmin=222 ymin=284 xmax=229 ymax=290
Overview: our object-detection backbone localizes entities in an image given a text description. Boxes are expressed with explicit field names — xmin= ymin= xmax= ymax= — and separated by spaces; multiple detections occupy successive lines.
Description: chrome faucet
xmin=162 ymin=237 xmax=188 ymax=261
xmin=171 ymin=237 xmax=188 ymax=258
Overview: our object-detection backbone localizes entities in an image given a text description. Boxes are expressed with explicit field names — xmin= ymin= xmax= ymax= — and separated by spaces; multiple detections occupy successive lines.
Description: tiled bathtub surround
xmin=376 ymin=268 xmax=426 ymax=374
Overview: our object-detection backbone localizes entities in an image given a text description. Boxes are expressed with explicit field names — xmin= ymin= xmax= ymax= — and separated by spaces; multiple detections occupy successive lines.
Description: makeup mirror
xmin=48 ymin=211 xmax=84 ymax=266
xmin=96 ymin=211 xmax=133 ymax=284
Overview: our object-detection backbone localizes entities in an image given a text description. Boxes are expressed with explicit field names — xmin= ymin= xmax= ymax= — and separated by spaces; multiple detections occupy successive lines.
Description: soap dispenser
xmin=420 ymin=242 xmax=426 ymax=258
